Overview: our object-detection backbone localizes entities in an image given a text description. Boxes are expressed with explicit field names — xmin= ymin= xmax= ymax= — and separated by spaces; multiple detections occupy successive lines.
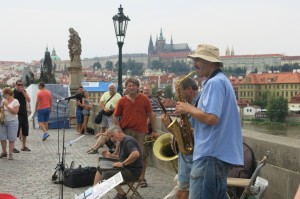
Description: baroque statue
xmin=68 ymin=28 xmax=82 ymax=64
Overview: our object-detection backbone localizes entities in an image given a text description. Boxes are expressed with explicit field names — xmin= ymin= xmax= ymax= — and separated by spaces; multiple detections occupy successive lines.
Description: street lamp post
xmin=113 ymin=5 xmax=130 ymax=95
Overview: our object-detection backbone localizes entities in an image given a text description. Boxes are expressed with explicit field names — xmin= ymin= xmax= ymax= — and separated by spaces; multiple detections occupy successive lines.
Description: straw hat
xmin=188 ymin=44 xmax=223 ymax=67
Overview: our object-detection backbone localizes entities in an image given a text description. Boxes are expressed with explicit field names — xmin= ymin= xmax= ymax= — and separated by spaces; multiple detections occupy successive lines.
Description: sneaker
xmin=0 ymin=153 xmax=7 ymax=158
xmin=113 ymin=193 xmax=127 ymax=199
xmin=42 ymin=133 xmax=50 ymax=141
xmin=13 ymin=148 xmax=20 ymax=153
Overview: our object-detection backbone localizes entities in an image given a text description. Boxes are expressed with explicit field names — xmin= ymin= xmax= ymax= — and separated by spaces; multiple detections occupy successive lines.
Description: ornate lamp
xmin=113 ymin=5 xmax=130 ymax=94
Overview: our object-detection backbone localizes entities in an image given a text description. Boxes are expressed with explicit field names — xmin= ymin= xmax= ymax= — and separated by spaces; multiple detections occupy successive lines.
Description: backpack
xmin=227 ymin=143 xmax=256 ymax=198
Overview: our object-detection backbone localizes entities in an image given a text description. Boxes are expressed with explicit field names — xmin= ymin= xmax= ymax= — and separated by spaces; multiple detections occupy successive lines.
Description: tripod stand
xmin=51 ymin=99 xmax=71 ymax=199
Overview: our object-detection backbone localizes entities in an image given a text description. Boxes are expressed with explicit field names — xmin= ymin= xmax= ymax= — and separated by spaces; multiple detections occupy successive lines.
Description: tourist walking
xmin=35 ymin=82 xmax=52 ymax=141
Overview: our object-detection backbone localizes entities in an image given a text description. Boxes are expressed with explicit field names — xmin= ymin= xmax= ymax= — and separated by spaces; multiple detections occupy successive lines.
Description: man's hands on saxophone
xmin=175 ymin=101 xmax=194 ymax=115
xmin=176 ymin=101 xmax=220 ymax=126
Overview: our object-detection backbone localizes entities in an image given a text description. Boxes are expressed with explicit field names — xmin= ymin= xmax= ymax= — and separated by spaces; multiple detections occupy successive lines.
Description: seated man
xmin=87 ymin=132 xmax=116 ymax=154
xmin=93 ymin=125 xmax=143 ymax=199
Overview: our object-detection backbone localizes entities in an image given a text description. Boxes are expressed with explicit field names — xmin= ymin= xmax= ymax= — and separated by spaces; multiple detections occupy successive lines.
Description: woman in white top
xmin=0 ymin=87 xmax=20 ymax=160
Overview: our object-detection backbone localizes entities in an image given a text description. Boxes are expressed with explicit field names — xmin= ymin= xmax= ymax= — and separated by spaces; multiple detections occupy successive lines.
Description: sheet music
xmin=75 ymin=171 xmax=123 ymax=199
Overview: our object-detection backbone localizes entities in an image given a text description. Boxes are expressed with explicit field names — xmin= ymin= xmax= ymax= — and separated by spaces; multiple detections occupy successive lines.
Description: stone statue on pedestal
xmin=68 ymin=27 xmax=82 ymax=95
xmin=68 ymin=28 xmax=82 ymax=65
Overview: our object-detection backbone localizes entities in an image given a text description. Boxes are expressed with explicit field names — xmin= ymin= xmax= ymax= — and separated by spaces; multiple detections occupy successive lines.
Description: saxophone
xmin=167 ymin=71 xmax=195 ymax=156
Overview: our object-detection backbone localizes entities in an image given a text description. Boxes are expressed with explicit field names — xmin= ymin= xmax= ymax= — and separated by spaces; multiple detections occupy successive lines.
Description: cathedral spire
xmin=225 ymin=45 xmax=230 ymax=56
xmin=148 ymin=35 xmax=154 ymax=55
xmin=159 ymin=28 xmax=164 ymax=40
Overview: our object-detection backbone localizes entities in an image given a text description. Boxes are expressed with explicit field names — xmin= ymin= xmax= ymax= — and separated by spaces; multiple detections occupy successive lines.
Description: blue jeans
xmin=178 ymin=153 xmax=193 ymax=191
xmin=189 ymin=156 xmax=230 ymax=199
xmin=76 ymin=108 xmax=83 ymax=124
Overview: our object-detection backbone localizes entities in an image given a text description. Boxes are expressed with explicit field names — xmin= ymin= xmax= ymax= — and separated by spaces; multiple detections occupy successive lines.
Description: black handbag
xmin=63 ymin=165 xmax=97 ymax=188
xmin=94 ymin=110 xmax=104 ymax=124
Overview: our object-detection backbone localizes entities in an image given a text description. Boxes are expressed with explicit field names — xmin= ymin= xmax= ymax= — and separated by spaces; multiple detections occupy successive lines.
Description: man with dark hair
xmin=162 ymin=77 xmax=201 ymax=199
xmin=93 ymin=125 xmax=143 ymax=199
xmin=13 ymin=80 xmax=31 ymax=151
xmin=35 ymin=82 xmax=52 ymax=141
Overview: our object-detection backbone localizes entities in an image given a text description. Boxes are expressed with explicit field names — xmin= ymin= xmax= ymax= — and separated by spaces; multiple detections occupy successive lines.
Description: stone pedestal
xmin=68 ymin=62 xmax=82 ymax=95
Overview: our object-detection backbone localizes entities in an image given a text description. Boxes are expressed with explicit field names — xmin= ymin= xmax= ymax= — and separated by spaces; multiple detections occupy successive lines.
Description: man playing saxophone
xmin=162 ymin=77 xmax=201 ymax=199
xmin=175 ymin=44 xmax=244 ymax=199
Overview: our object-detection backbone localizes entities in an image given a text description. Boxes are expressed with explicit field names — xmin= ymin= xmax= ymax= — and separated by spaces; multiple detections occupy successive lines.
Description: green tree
xmin=25 ymin=75 xmax=30 ymax=87
xmin=168 ymin=61 xmax=190 ymax=75
xmin=223 ymin=66 xmax=247 ymax=76
xmin=125 ymin=59 xmax=144 ymax=76
xmin=266 ymin=96 xmax=288 ymax=122
xmin=40 ymin=51 xmax=56 ymax=83
xmin=164 ymin=85 xmax=174 ymax=99
xmin=93 ymin=61 xmax=101 ymax=70
xmin=151 ymin=86 xmax=158 ymax=97
xmin=105 ymin=61 xmax=113 ymax=70
xmin=151 ymin=60 xmax=166 ymax=71
xmin=252 ymin=91 xmax=269 ymax=108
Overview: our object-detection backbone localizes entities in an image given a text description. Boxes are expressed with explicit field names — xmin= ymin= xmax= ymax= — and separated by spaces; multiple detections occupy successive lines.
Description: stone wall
xmin=70 ymin=101 xmax=300 ymax=199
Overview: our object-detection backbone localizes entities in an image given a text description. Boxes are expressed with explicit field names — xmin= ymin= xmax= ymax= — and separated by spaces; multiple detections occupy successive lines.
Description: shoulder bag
xmin=94 ymin=93 xmax=116 ymax=124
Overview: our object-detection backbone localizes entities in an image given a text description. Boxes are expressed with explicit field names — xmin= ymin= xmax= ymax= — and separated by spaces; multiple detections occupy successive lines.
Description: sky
xmin=0 ymin=0 xmax=299 ymax=62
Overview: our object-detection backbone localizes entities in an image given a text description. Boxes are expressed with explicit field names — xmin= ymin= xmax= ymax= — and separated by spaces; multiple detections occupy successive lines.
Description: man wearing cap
xmin=175 ymin=44 xmax=244 ymax=199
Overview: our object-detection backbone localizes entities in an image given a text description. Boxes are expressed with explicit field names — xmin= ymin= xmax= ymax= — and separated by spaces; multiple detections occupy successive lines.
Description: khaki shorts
xmin=123 ymin=129 xmax=149 ymax=159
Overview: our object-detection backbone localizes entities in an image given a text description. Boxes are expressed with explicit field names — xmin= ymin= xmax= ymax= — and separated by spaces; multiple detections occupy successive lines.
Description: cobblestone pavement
xmin=0 ymin=124 xmax=175 ymax=199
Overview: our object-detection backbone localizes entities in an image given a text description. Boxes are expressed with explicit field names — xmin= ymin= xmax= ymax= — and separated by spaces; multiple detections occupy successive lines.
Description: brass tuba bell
xmin=153 ymin=133 xmax=178 ymax=172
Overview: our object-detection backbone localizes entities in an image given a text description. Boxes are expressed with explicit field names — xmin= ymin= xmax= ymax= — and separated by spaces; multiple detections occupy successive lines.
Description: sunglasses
xmin=17 ymin=84 xmax=23 ymax=86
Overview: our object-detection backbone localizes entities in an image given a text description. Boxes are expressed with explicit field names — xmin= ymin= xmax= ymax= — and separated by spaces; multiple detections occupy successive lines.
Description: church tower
xmin=148 ymin=35 xmax=154 ymax=55
xmin=231 ymin=46 xmax=235 ymax=56
xmin=225 ymin=45 xmax=230 ymax=56
xmin=170 ymin=35 xmax=173 ymax=51
xmin=156 ymin=28 xmax=166 ymax=53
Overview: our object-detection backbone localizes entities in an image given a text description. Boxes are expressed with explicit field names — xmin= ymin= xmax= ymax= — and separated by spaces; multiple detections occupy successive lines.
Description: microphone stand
xmin=51 ymin=99 xmax=70 ymax=199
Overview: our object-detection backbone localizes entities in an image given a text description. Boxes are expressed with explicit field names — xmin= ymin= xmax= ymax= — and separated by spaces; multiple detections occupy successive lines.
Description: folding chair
xmin=227 ymin=151 xmax=270 ymax=199
xmin=125 ymin=179 xmax=143 ymax=199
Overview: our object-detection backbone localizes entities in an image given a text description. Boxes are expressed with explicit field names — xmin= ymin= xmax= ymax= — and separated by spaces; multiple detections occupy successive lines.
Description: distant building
xmin=243 ymin=105 xmax=261 ymax=116
xmin=288 ymin=93 xmax=300 ymax=113
xmin=82 ymin=53 xmax=148 ymax=69
xmin=238 ymin=71 xmax=300 ymax=103
xmin=281 ymin=56 xmax=300 ymax=66
xmin=221 ymin=53 xmax=282 ymax=72
xmin=147 ymin=29 xmax=192 ymax=68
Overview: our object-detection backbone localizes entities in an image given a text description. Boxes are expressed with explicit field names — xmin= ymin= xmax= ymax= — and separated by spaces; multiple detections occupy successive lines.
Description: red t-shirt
xmin=114 ymin=93 xmax=153 ymax=133
xmin=37 ymin=89 xmax=52 ymax=110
